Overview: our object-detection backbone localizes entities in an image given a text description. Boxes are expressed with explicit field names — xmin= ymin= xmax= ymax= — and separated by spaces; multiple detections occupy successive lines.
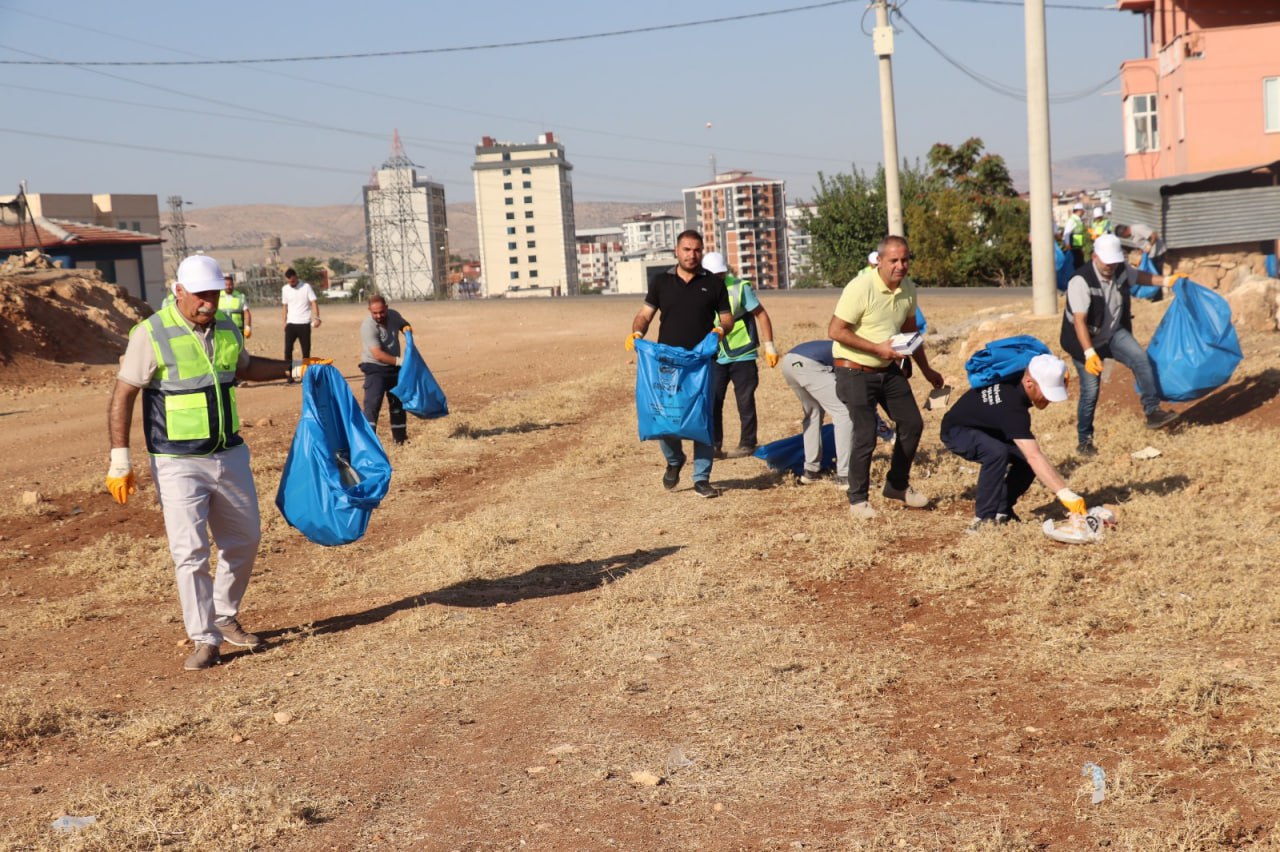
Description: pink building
xmin=1111 ymin=1 xmax=1280 ymax=274
xmin=1118 ymin=1 xmax=1280 ymax=180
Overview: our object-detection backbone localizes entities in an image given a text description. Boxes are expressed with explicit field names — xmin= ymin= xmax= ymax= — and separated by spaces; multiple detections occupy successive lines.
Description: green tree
xmin=290 ymin=256 xmax=324 ymax=285
xmin=805 ymin=138 xmax=1030 ymax=288
xmin=804 ymin=169 xmax=888 ymax=287
xmin=327 ymin=257 xmax=356 ymax=276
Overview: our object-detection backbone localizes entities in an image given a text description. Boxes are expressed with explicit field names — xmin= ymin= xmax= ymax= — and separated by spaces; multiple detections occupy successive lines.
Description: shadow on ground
xmin=1175 ymin=368 xmax=1280 ymax=427
xmin=263 ymin=546 xmax=680 ymax=644
xmin=450 ymin=421 xmax=567 ymax=439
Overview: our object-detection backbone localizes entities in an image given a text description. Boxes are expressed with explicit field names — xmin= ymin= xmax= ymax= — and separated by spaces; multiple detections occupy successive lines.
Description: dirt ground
xmin=2 ymin=285 xmax=1279 ymax=850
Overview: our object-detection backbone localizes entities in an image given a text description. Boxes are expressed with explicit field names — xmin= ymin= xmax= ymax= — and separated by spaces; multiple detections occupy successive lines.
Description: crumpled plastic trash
xmin=1131 ymin=446 xmax=1162 ymax=460
xmin=51 ymin=815 xmax=97 ymax=833
xmin=1043 ymin=507 xmax=1117 ymax=545
xmin=1082 ymin=762 xmax=1106 ymax=804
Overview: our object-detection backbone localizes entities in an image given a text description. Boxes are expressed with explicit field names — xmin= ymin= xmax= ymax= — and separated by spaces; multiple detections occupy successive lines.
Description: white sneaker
xmin=849 ymin=501 xmax=877 ymax=520
xmin=883 ymin=483 xmax=928 ymax=508
xmin=798 ymin=470 xmax=824 ymax=485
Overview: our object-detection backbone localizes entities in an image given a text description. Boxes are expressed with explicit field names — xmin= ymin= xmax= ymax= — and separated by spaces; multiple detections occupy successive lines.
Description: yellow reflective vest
xmin=139 ymin=304 xmax=243 ymax=456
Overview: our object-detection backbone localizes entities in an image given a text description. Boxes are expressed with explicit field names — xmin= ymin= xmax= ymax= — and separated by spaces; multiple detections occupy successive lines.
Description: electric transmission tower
xmin=163 ymin=195 xmax=190 ymax=275
xmin=363 ymin=131 xmax=447 ymax=300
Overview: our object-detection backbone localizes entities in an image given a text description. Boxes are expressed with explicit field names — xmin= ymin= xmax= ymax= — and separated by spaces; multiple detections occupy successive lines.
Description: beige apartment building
xmin=472 ymin=133 xmax=578 ymax=297
xmin=683 ymin=170 xmax=788 ymax=290
xmin=0 ymin=192 xmax=165 ymax=302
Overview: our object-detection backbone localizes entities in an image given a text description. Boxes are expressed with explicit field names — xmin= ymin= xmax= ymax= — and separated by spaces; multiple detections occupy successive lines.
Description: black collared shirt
xmin=644 ymin=266 xmax=731 ymax=350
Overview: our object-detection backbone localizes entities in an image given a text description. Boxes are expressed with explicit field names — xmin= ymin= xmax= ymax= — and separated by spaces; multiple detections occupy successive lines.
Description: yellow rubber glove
xmin=1166 ymin=274 xmax=1185 ymax=290
xmin=1056 ymin=488 xmax=1087 ymax=515
xmin=1083 ymin=348 xmax=1103 ymax=377
xmin=106 ymin=448 xmax=135 ymax=505
xmin=763 ymin=341 xmax=779 ymax=368
xmin=403 ymin=325 xmax=413 ymax=333
xmin=291 ymin=357 xmax=334 ymax=380
xmin=625 ymin=331 xmax=642 ymax=352
xmin=244 ymin=326 xmax=252 ymax=339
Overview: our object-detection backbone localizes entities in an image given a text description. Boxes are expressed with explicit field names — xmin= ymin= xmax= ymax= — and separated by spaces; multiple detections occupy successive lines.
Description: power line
xmin=0 ymin=1 xmax=856 ymax=66
xmin=893 ymin=8 xmax=1118 ymax=103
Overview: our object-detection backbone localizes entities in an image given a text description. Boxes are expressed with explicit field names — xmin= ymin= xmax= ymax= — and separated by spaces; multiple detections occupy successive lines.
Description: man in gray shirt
xmin=360 ymin=294 xmax=412 ymax=445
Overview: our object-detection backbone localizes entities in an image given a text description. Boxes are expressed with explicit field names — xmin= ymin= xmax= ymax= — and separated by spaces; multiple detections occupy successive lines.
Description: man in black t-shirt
xmin=940 ymin=353 xmax=1090 ymax=528
xmin=627 ymin=230 xmax=733 ymax=498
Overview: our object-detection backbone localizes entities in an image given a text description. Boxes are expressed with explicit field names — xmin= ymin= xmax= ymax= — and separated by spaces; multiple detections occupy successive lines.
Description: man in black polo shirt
xmin=627 ymin=230 xmax=733 ymax=498
xmin=940 ymin=353 xmax=1090 ymax=529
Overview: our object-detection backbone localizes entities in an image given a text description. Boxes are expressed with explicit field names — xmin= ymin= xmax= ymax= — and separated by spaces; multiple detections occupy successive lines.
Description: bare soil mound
xmin=0 ymin=268 xmax=152 ymax=368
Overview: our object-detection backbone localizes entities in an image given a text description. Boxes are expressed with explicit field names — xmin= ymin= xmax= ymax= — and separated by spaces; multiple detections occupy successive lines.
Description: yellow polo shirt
xmin=831 ymin=266 xmax=917 ymax=367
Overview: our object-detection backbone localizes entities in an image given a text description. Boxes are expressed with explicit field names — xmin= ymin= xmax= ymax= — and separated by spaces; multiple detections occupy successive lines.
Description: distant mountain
xmin=177 ymin=200 xmax=683 ymax=270
xmin=1009 ymin=152 xmax=1126 ymax=194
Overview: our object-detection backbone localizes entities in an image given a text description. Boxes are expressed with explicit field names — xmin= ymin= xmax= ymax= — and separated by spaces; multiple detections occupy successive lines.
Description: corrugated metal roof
xmin=1110 ymin=160 xmax=1280 ymax=249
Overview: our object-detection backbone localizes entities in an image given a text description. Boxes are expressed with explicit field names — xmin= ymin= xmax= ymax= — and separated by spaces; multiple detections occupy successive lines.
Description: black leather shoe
xmin=662 ymin=464 xmax=682 ymax=490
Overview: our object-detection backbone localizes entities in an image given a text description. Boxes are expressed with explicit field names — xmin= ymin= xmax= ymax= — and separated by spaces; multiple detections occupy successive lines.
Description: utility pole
xmin=873 ymin=0 xmax=903 ymax=236
xmin=163 ymin=195 xmax=190 ymax=277
xmin=1025 ymin=0 xmax=1057 ymax=315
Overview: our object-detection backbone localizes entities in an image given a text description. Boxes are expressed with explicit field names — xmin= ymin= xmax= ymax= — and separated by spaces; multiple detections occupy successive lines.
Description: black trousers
xmin=941 ymin=426 xmax=1035 ymax=520
xmin=834 ymin=365 xmax=923 ymax=504
xmin=360 ymin=363 xmax=406 ymax=444
xmin=284 ymin=322 xmax=312 ymax=362
xmin=712 ymin=359 xmax=759 ymax=449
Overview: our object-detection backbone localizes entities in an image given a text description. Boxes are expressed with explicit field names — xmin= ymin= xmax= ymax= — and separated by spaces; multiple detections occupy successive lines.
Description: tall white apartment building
xmin=472 ymin=132 xmax=578 ymax=297
xmin=785 ymin=201 xmax=817 ymax=286
xmin=683 ymin=170 xmax=788 ymax=290
xmin=621 ymin=212 xmax=681 ymax=256
xmin=363 ymin=140 xmax=449 ymax=300
xmin=575 ymin=227 xmax=624 ymax=293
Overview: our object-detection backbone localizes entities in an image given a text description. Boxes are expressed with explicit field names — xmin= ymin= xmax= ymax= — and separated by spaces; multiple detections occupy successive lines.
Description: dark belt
xmin=834 ymin=358 xmax=891 ymax=373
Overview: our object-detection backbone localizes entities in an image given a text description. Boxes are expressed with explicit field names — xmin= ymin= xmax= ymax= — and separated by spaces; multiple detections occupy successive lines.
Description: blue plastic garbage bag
xmin=1147 ymin=278 xmax=1242 ymax=402
xmin=390 ymin=330 xmax=448 ymax=419
xmin=964 ymin=335 xmax=1052 ymax=388
xmin=915 ymin=306 xmax=928 ymax=334
xmin=275 ymin=364 xmax=392 ymax=546
xmin=634 ymin=332 xmax=719 ymax=445
xmin=1055 ymin=243 xmax=1075 ymax=292
xmin=752 ymin=423 xmax=836 ymax=476
xmin=1132 ymin=252 xmax=1164 ymax=300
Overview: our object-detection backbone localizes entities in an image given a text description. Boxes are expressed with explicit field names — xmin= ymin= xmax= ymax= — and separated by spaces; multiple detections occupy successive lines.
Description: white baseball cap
xmin=176 ymin=255 xmax=225 ymax=293
xmin=1027 ymin=353 xmax=1069 ymax=403
xmin=702 ymin=252 xmax=728 ymax=274
xmin=1092 ymin=233 xmax=1125 ymax=265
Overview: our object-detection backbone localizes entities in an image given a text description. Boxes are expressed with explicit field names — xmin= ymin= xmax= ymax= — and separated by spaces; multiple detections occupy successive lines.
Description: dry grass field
xmin=1 ymin=288 xmax=1278 ymax=850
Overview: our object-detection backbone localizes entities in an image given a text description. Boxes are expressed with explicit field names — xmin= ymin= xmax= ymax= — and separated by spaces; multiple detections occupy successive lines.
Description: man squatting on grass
xmin=940 ymin=353 xmax=1090 ymax=530
xmin=627 ymin=229 xmax=734 ymax=499
xmin=827 ymin=235 xmax=945 ymax=521
xmin=106 ymin=255 xmax=328 ymax=672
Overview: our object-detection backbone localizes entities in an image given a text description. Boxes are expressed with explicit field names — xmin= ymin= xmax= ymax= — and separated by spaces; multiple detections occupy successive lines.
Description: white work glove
xmin=1056 ymin=488 xmax=1086 ymax=515
xmin=106 ymin=448 xmax=135 ymax=505
xmin=763 ymin=341 xmax=779 ymax=368
xmin=394 ymin=356 xmax=403 ymax=367
xmin=311 ymin=317 xmax=322 ymax=329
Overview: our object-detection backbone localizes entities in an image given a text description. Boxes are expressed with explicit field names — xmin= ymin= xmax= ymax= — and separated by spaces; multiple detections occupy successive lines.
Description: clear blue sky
xmin=0 ymin=0 xmax=1145 ymax=210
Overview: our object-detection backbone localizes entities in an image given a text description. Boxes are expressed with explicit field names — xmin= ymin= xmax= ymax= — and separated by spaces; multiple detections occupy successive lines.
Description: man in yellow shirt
xmin=828 ymin=235 xmax=944 ymax=520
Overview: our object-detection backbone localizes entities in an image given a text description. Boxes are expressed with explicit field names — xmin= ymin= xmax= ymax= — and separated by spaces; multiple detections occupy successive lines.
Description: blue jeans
xmin=658 ymin=437 xmax=714 ymax=483
xmin=1072 ymin=327 xmax=1161 ymax=445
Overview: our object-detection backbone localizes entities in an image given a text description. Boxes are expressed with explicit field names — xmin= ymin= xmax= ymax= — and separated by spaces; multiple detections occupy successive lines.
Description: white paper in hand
xmin=889 ymin=332 xmax=923 ymax=356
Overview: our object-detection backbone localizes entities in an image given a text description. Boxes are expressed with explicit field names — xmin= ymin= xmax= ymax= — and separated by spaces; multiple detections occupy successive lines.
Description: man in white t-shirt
xmin=281 ymin=267 xmax=320 ymax=383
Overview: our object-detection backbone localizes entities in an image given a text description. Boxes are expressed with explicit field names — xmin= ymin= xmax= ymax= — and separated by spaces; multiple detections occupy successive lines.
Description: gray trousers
xmin=780 ymin=354 xmax=852 ymax=479
xmin=150 ymin=443 xmax=261 ymax=646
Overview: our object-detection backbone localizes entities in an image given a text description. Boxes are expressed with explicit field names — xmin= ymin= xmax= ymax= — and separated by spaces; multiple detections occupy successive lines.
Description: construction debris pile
xmin=0 ymin=262 xmax=152 ymax=368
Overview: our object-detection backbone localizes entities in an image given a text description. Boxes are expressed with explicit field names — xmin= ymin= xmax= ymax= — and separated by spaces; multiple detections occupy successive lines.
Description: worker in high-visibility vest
xmin=106 ymin=255 xmax=327 ymax=672
xmin=1063 ymin=203 xmax=1086 ymax=269
xmin=1088 ymin=206 xmax=1112 ymax=240
xmin=218 ymin=273 xmax=253 ymax=338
